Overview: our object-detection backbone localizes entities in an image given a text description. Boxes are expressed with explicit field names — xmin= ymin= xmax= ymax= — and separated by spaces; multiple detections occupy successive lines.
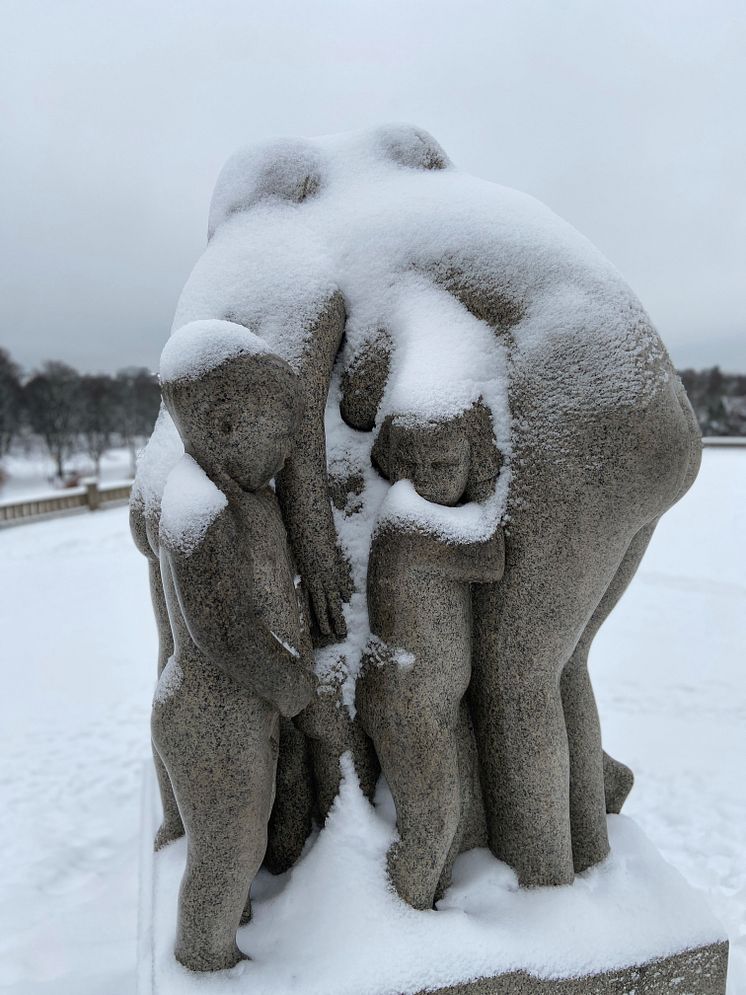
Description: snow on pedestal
xmin=137 ymin=760 xmax=728 ymax=995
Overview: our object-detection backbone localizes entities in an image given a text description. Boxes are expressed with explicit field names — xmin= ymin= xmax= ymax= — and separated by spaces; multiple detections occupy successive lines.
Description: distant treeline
xmin=679 ymin=367 xmax=746 ymax=438
xmin=0 ymin=348 xmax=160 ymax=478
xmin=1 ymin=348 xmax=744 ymax=481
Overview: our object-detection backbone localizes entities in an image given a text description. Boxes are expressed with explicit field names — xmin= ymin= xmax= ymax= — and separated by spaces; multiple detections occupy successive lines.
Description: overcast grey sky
xmin=1 ymin=0 xmax=744 ymax=374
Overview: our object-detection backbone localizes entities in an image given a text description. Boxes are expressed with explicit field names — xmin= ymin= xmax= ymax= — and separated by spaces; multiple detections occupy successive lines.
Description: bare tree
xmin=114 ymin=367 xmax=161 ymax=473
xmin=78 ymin=374 xmax=117 ymax=475
xmin=678 ymin=365 xmax=746 ymax=436
xmin=23 ymin=361 xmax=81 ymax=478
xmin=0 ymin=348 xmax=23 ymax=458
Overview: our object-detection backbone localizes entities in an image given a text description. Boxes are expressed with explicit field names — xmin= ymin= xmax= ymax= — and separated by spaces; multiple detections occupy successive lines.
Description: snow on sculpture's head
xmin=160 ymin=320 xmax=302 ymax=492
xmin=206 ymin=124 xmax=451 ymax=239
xmin=172 ymin=121 xmax=660 ymax=526
xmin=208 ymin=138 xmax=324 ymax=239
xmin=369 ymin=124 xmax=451 ymax=172
xmin=371 ymin=401 xmax=503 ymax=508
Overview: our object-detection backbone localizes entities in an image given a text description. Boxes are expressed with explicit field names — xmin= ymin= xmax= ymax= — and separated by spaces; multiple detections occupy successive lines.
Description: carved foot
xmin=174 ymin=939 xmax=249 ymax=973
xmin=387 ymin=840 xmax=438 ymax=911
xmin=603 ymin=752 xmax=634 ymax=814
xmin=154 ymin=818 xmax=185 ymax=852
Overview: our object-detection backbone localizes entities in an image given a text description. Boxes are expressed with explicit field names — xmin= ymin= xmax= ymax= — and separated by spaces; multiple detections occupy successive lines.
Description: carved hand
xmin=297 ymin=532 xmax=352 ymax=640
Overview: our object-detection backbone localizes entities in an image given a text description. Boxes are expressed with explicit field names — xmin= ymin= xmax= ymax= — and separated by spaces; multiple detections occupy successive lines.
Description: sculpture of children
xmin=152 ymin=323 xmax=315 ymax=972
xmin=356 ymin=409 xmax=505 ymax=910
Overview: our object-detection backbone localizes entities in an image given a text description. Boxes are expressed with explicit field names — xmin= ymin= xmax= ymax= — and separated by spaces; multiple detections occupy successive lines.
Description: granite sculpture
xmin=132 ymin=125 xmax=709 ymax=984
xmin=356 ymin=404 xmax=503 ymax=909
xmin=151 ymin=325 xmax=316 ymax=971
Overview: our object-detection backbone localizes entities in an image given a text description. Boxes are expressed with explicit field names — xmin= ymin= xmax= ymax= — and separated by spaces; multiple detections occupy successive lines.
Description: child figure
xmin=356 ymin=411 xmax=505 ymax=910
xmin=153 ymin=323 xmax=315 ymax=972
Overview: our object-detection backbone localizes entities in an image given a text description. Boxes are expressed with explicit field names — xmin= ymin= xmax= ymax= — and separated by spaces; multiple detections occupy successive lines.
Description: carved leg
xmin=384 ymin=715 xmax=462 ymax=910
xmin=306 ymin=716 xmax=379 ymax=822
xmin=435 ymin=701 xmax=487 ymax=902
xmin=298 ymin=681 xmax=379 ymax=822
xmin=478 ymin=651 xmax=575 ymax=886
xmin=173 ymin=743 xmax=276 ymax=972
xmin=471 ymin=523 xmax=632 ymax=887
xmin=562 ymin=520 xmax=658 ymax=870
xmin=153 ymin=680 xmax=278 ymax=972
xmin=175 ymin=835 xmax=256 ymax=971
xmin=357 ymin=655 xmax=463 ymax=910
xmin=153 ymin=743 xmax=185 ymax=851
xmin=265 ymin=717 xmax=313 ymax=874
xmin=148 ymin=558 xmax=184 ymax=849
xmin=560 ymin=652 xmax=608 ymax=873
xmin=455 ymin=700 xmax=488 ymax=854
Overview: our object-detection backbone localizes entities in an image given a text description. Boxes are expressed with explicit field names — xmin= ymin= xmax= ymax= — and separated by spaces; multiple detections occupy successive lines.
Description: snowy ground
xmin=0 ymin=446 xmax=134 ymax=504
xmin=0 ymin=448 xmax=743 ymax=994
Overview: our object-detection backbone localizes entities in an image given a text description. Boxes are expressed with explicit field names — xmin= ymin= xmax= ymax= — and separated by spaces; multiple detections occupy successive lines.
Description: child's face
xmin=213 ymin=389 xmax=297 ymax=491
xmin=389 ymin=421 xmax=470 ymax=506
xmin=169 ymin=356 xmax=300 ymax=491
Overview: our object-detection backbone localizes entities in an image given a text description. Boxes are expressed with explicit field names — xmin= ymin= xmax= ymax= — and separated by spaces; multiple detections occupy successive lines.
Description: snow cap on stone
xmin=208 ymin=137 xmax=323 ymax=238
xmin=131 ymin=405 xmax=184 ymax=517
xmin=159 ymin=319 xmax=272 ymax=385
xmin=159 ymin=453 xmax=228 ymax=556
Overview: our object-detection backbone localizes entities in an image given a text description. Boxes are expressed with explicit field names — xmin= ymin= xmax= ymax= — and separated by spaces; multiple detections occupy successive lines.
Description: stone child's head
xmin=387 ymin=418 xmax=470 ymax=506
xmin=372 ymin=401 xmax=502 ymax=506
xmin=160 ymin=320 xmax=302 ymax=493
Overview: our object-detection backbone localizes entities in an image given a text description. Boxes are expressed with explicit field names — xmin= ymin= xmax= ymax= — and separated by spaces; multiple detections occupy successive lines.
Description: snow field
xmin=0 ymin=446 xmax=135 ymax=505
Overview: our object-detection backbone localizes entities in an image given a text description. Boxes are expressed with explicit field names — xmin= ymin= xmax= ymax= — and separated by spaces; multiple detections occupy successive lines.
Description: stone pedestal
xmin=137 ymin=763 xmax=728 ymax=995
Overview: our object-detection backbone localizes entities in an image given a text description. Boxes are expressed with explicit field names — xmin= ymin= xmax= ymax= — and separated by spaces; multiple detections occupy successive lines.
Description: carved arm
xmin=275 ymin=291 xmax=351 ymax=639
xmin=165 ymin=516 xmax=315 ymax=717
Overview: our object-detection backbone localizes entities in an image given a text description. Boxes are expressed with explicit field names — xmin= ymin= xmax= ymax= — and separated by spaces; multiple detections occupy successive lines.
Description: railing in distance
xmin=0 ymin=480 xmax=133 ymax=525
xmin=0 ymin=437 xmax=743 ymax=527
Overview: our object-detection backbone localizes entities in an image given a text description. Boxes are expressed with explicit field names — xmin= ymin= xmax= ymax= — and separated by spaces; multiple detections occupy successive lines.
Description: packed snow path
xmin=0 ymin=448 xmax=743 ymax=993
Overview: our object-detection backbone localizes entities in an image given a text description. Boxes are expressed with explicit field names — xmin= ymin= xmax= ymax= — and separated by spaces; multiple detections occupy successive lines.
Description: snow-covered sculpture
xmin=358 ymin=490 xmax=503 ymax=911
xmin=355 ymin=402 xmax=503 ymax=910
xmin=133 ymin=126 xmax=721 ymax=991
xmin=151 ymin=324 xmax=316 ymax=971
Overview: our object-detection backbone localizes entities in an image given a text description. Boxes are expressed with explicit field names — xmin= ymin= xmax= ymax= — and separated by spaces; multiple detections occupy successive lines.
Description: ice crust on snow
xmin=159 ymin=454 xmax=227 ymax=556
xmin=159 ymin=320 xmax=272 ymax=384
xmin=145 ymin=758 xmax=726 ymax=995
